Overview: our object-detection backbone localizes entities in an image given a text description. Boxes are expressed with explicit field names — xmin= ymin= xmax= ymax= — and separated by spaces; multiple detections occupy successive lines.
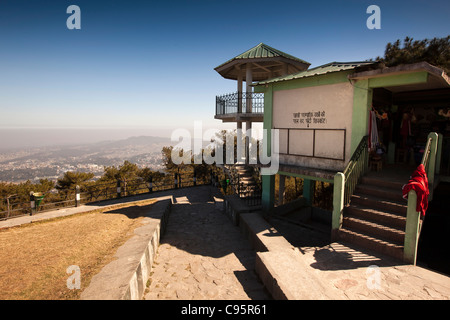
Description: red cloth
xmin=402 ymin=164 xmax=429 ymax=217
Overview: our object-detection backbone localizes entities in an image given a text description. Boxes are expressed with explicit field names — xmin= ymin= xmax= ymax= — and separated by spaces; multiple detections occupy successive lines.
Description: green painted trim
xmin=426 ymin=132 xmax=438 ymax=201
xmin=277 ymin=171 xmax=334 ymax=183
xmin=261 ymin=85 xmax=274 ymax=213
xmin=368 ymin=71 xmax=428 ymax=88
xmin=262 ymin=85 xmax=273 ymax=156
xmin=303 ymin=179 xmax=315 ymax=205
xmin=269 ymin=71 xmax=351 ymax=92
xmin=403 ymin=190 xmax=420 ymax=265
xmin=351 ymin=79 xmax=372 ymax=156
xmin=332 ymin=172 xmax=345 ymax=231
xmin=261 ymin=174 xmax=275 ymax=213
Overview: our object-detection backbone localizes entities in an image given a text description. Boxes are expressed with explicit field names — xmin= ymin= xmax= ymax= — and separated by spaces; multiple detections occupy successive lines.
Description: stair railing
xmin=332 ymin=135 xmax=369 ymax=238
xmin=404 ymin=132 xmax=439 ymax=265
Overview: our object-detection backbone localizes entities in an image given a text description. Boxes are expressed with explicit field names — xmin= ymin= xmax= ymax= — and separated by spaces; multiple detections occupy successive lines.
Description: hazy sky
xmin=0 ymin=0 xmax=449 ymax=148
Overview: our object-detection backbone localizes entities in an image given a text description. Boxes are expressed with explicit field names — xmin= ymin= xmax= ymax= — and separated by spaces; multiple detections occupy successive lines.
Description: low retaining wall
xmin=239 ymin=211 xmax=336 ymax=300
xmin=80 ymin=198 xmax=172 ymax=300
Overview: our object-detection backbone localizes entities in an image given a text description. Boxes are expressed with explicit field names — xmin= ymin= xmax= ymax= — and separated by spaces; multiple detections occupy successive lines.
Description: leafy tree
xmin=56 ymin=171 xmax=94 ymax=199
xmin=376 ymin=36 xmax=450 ymax=73
xmin=56 ymin=171 xmax=94 ymax=191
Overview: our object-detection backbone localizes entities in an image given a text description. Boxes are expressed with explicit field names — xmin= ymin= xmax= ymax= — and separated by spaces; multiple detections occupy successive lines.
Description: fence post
xmin=30 ymin=191 xmax=36 ymax=216
xmin=193 ymin=169 xmax=197 ymax=186
xmin=117 ymin=180 xmax=122 ymax=198
xmin=149 ymin=176 xmax=153 ymax=193
xmin=75 ymin=185 xmax=80 ymax=207
xmin=174 ymin=173 xmax=178 ymax=189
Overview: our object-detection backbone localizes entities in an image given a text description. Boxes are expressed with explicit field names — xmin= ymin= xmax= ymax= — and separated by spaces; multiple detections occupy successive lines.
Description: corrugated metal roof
xmin=255 ymin=61 xmax=377 ymax=85
xmin=215 ymin=43 xmax=310 ymax=70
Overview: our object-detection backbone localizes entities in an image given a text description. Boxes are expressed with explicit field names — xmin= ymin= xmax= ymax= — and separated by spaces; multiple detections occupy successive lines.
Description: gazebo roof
xmin=215 ymin=43 xmax=310 ymax=81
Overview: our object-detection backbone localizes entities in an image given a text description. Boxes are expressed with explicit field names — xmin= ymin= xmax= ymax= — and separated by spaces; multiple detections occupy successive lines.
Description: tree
xmin=376 ymin=36 xmax=450 ymax=73
xmin=56 ymin=171 xmax=94 ymax=191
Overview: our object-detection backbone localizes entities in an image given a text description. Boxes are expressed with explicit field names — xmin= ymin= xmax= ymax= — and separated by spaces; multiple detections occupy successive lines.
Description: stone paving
xmin=144 ymin=188 xmax=271 ymax=300
xmin=268 ymin=217 xmax=450 ymax=300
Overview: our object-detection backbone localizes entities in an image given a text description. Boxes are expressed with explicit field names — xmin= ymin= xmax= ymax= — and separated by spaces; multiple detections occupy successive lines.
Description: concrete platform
xmin=244 ymin=211 xmax=450 ymax=300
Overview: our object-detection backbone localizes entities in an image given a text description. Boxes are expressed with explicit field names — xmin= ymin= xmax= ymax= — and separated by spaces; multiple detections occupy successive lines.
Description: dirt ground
xmin=0 ymin=200 xmax=155 ymax=300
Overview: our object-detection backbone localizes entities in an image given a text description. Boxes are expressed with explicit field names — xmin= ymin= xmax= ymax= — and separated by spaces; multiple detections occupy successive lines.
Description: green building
xmin=214 ymin=43 xmax=450 ymax=264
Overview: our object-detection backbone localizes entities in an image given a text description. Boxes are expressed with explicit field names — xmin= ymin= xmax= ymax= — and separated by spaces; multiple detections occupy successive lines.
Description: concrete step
xmin=360 ymin=176 xmax=405 ymax=191
xmin=344 ymin=204 xmax=406 ymax=229
xmin=337 ymin=228 xmax=404 ymax=261
xmin=355 ymin=184 xmax=404 ymax=202
xmin=350 ymin=193 xmax=407 ymax=216
xmin=343 ymin=216 xmax=405 ymax=244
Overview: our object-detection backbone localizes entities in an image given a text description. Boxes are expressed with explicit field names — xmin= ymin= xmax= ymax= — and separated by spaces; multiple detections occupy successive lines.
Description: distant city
xmin=0 ymin=136 xmax=173 ymax=183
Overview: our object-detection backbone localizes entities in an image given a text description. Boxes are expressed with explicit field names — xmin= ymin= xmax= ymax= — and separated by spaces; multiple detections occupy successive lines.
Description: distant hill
xmin=0 ymin=135 xmax=173 ymax=183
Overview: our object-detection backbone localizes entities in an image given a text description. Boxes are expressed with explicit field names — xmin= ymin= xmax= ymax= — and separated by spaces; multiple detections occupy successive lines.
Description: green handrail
xmin=343 ymin=135 xmax=369 ymax=205
xmin=332 ymin=135 xmax=369 ymax=237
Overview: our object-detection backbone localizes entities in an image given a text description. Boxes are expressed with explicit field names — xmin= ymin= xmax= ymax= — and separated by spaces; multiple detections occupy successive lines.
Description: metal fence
xmin=216 ymin=92 xmax=264 ymax=115
xmin=0 ymin=172 xmax=213 ymax=221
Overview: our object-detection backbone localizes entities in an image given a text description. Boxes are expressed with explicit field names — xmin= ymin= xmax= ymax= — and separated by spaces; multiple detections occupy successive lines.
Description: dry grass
xmin=0 ymin=199 xmax=156 ymax=300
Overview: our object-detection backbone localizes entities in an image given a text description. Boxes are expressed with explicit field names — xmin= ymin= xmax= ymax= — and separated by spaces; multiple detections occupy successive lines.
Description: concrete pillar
xmin=246 ymin=63 xmax=253 ymax=113
xmin=245 ymin=121 xmax=252 ymax=164
xmin=403 ymin=190 xmax=420 ymax=265
xmin=237 ymin=66 xmax=243 ymax=114
xmin=332 ymin=173 xmax=345 ymax=240
xmin=278 ymin=174 xmax=286 ymax=206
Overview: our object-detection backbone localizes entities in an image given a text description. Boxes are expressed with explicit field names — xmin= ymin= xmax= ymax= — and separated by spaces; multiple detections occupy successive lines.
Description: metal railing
xmin=332 ymin=135 xmax=369 ymax=236
xmin=342 ymin=135 xmax=369 ymax=205
xmin=221 ymin=164 xmax=262 ymax=207
xmin=0 ymin=172 xmax=212 ymax=221
xmin=215 ymin=92 xmax=264 ymax=116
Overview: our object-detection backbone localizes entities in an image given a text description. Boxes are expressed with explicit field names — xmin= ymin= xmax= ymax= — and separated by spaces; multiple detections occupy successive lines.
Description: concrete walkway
xmin=144 ymin=187 xmax=271 ymax=300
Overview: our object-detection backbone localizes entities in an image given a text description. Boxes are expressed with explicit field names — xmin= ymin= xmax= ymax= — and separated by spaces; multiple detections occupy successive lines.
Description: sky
xmin=0 ymin=0 xmax=449 ymax=148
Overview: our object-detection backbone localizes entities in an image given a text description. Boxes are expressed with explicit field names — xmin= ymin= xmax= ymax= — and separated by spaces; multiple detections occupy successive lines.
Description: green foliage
xmin=377 ymin=36 xmax=450 ymax=74
xmin=56 ymin=171 xmax=94 ymax=191
xmin=0 ymin=146 xmax=218 ymax=217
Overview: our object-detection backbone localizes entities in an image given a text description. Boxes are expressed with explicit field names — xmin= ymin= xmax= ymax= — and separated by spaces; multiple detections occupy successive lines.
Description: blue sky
xmin=0 ymin=0 xmax=449 ymax=147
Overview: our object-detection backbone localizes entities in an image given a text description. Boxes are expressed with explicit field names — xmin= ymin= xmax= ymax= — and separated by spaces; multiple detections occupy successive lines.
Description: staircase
xmin=234 ymin=164 xmax=259 ymax=196
xmin=337 ymin=174 xmax=407 ymax=260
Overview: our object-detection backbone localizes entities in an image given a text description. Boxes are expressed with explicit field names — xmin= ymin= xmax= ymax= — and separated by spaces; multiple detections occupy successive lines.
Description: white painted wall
xmin=272 ymin=82 xmax=354 ymax=171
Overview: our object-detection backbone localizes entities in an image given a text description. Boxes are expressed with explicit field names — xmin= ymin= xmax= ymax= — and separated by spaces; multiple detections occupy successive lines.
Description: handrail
xmin=332 ymin=135 xmax=369 ymax=236
xmin=421 ymin=137 xmax=433 ymax=170
xmin=342 ymin=135 xmax=369 ymax=205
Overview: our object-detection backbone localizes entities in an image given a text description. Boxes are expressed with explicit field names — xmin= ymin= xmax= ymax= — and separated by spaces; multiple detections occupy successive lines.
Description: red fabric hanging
xmin=402 ymin=164 xmax=429 ymax=217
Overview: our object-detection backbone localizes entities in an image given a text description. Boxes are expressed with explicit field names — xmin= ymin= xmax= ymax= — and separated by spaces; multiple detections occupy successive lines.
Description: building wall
xmin=272 ymin=82 xmax=354 ymax=171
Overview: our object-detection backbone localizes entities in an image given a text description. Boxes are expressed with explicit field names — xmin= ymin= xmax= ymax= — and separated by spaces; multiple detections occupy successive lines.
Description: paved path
xmin=144 ymin=188 xmax=271 ymax=300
